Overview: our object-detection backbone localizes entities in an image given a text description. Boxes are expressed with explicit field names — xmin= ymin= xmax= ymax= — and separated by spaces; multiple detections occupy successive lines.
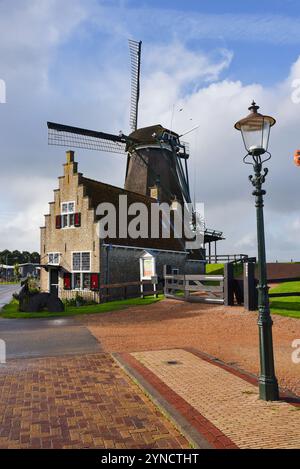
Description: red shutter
xmin=56 ymin=215 xmax=62 ymax=229
xmin=91 ymin=273 xmax=99 ymax=291
xmin=63 ymin=272 xmax=72 ymax=290
xmin=74 ymin=212 xmax=81 ymax=227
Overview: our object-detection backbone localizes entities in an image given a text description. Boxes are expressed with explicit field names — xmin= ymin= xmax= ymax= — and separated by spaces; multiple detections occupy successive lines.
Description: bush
xmin=25 ymin=276 xmax=40 ymax=294
xmin=63 ymin=293 xmax=97 ymax=307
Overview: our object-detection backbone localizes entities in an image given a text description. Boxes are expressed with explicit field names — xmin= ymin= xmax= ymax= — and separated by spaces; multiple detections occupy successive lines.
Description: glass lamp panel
xmin=240 ymin=116 xmax=261 ymax=153
xmin=261 ymin=119 xmax=271 ymax=152
xmin=241 ymin=116 xmax=271 ymax=153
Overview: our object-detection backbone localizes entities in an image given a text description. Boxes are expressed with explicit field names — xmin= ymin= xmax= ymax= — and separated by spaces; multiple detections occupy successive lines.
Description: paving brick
xmin=132 ymin=349 xmax=300 ymax=449
xmin=0 ymin=353 xmax=189 ymax=449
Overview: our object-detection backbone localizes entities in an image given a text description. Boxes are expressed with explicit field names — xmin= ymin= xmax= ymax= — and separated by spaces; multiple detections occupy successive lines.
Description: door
xmin=49 ymin=268 xmax=59 ymax=296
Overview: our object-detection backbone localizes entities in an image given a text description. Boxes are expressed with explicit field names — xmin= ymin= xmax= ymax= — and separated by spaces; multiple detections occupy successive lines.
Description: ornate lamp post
xmin=234 ymin=101 xmax=279 ymax=401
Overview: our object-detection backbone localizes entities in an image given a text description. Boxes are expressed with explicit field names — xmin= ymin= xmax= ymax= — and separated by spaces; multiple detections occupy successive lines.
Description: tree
xmin=11 ymin=250 xmax=22 ymax=264
xmin=21 ymin=251 xmax=31 ymax=263
xmin=30 ymin=252 xmax=40 ymax=263
xmin=0 ymin=250 xmax=40 ymax=265
xmin=0 ymin=249 xmax=11 ymax=265
xmin=13 ymin=263 xmax=20 ymax=281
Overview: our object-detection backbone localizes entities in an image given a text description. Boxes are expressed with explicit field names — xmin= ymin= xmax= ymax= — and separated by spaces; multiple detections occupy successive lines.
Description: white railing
xmin=59 ymin=289 xmax=100 ymax=303
xmin=164 ymin=273 xmax=224 ymax=304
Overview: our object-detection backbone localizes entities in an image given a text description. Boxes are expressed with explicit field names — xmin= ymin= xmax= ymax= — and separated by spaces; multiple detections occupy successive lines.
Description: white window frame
xmin=48 ymin=252 xmax=60 ymax=265
xmin=71 ymin=251 xmax=91 ymax=290
xmin=61 ymin=201 xmax=75 ymax=228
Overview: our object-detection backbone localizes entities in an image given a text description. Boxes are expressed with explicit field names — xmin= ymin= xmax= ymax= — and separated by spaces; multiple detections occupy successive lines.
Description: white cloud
xmin=1 ymin=2 xmax=300 ymax=261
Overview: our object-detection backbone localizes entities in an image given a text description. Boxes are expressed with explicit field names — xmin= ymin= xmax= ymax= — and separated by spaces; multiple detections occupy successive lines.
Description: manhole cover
xmin=165 ymin=360 xmax=181 ymax=365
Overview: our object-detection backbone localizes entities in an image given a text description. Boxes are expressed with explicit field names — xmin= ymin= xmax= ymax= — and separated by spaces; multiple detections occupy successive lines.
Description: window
xmin=71 ymin=252 xmax=91 ymax=290
xmin=73 ymin=272 xmax=81 ymax=289
xmin=72 ymin=252 xmax=81 ymax=271
xmin=61 ymin=201 xmax=75 ymax=228
xmin=48 ymin=252 xmax=60 ymax=265
xmin=82 ymin=273 xmax=91 ymax=290
xmin=72 ymin=252 xmax=90 ymax=272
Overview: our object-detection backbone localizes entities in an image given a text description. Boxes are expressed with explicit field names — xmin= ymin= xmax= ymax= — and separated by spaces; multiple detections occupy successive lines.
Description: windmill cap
xmin=129 ymin=124 xmax=179 ymax=145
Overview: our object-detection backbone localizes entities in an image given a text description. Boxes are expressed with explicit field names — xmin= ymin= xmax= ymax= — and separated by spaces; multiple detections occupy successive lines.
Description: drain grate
xmin=165 ymin=360 xmax=181 ymax=365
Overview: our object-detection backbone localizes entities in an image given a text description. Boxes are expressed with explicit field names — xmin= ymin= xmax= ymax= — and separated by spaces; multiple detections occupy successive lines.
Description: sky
xmin=1 ymin=0 xmax=300 ymax=261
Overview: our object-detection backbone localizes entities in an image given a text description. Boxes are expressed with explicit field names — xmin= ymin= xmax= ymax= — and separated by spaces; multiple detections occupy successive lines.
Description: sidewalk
xmin=1 ymin=347 xmax=299 ymax=449
xmin=115 ymin=348 xmax=300 ymax=449
xmin=0 ymin=353 xmax=188 ymax=449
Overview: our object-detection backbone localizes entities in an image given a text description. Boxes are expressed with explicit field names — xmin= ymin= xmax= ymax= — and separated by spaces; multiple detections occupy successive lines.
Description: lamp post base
xmin=259 ymin=377 xmax=279 ymax=401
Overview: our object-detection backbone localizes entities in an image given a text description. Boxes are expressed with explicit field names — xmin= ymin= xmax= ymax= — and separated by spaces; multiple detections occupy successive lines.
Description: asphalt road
xmin=0 ymin=284 xmax=101 ymax=359
xmin=0 ymin=316 xmax=101 ymax=359
xmin=0 ymin=284 xmax=20 ymax=310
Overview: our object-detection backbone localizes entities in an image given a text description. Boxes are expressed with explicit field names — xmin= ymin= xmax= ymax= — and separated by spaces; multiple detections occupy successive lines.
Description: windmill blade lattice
xmin=128 ymin=39 xmax=142 ymax=132
xmin=47 ymin=122 xmax=127 ymax=155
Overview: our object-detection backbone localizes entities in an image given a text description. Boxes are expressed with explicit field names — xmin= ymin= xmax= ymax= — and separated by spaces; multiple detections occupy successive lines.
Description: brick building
xmin=40 ymin=151 xmax=207 ymax=302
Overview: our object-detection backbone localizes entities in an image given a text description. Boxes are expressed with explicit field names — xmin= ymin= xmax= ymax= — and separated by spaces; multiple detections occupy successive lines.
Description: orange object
xmin=294 ymin=150 xmax=300 ymax=166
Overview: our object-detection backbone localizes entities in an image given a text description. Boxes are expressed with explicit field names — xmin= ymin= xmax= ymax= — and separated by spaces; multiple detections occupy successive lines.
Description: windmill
xmin=47 ymin=39 xmax=191 ymax=207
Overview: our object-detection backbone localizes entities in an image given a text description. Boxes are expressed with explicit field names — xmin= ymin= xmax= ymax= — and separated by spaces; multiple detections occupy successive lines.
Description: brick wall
xmin=262 ymin=263 xmax=300 ymax=281
xmin=100 ymin=244 xmax=205 ymax=298
xmin=40 ymin=151 xmax=100 ymax=296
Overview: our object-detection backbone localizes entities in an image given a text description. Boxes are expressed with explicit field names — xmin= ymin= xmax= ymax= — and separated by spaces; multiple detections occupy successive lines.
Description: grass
xmin=269 ymin=281 xmax=300 ymax=319
xmin=205 ymin=263 xmax=244 ymax=279
xmin=206 ymin=264 xmax=224 ymax=276
xmin=206 ymin=268 xmax=300 ymax=319
xmin=0 ymin=281 xmax=19 ymax=285
xmin=1 ymin=295 xmax=162 ymax=319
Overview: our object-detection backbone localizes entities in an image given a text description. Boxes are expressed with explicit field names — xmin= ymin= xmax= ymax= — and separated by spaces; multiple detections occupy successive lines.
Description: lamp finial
xmin=249 ymin=101 xmax=259 ymax=113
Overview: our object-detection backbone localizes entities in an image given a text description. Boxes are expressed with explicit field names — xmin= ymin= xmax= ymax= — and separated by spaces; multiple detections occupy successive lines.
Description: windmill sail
xmin=128 ymin=39 xmax=142 ymax=132
xmin=47 ymin=122 xmax=127 ymax=155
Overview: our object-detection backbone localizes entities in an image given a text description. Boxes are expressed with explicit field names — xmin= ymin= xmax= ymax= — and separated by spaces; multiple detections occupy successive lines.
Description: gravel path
xmin=83 ymin=299 xmax=300 ymax=397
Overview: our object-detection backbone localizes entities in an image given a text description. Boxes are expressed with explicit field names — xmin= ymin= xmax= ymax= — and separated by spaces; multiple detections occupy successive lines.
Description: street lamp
xmin=234 ymin=101 xmax=279 ymax=401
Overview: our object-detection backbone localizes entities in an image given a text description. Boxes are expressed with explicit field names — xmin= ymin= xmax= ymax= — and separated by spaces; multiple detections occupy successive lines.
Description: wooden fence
xmin=60 ymin=280 xmax=162 ymax=303
xmin=164 ymin=273 xmax=225 ymax=304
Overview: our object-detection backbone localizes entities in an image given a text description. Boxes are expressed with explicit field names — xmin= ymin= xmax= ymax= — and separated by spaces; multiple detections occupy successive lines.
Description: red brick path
xmin=0 ymin=353 xmax=189 ymax=449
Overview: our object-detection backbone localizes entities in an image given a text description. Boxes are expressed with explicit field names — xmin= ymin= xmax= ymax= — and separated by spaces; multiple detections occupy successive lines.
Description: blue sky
xmin=1 ymin=0 xmax=300 ymax=260
xmin=47 ymin=0 xmax=300 ymax=98
xmin=128 ymin=0 xmax=300 ymax=86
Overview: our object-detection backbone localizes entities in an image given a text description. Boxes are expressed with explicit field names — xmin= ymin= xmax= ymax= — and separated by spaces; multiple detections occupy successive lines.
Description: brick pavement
xmin=0 ymin=353 xmax=189 ymax=449
xmin=126 ymin=349 xmax=300 ymax=449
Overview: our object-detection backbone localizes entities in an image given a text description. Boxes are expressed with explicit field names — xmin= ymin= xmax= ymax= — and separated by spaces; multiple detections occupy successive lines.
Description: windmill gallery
xmin=40 ymin=40 xmax=223 ymax=302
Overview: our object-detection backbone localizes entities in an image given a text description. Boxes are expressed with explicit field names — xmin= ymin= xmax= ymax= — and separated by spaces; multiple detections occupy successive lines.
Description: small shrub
xmin=63 ymin=293 xmax=97 ymax=307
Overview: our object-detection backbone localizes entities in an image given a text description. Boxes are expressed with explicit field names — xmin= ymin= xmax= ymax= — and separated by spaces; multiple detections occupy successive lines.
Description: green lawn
xmin=269 ymin=281 xmax=300 ymax=318
xmin=206 ymin=263 xmax=224 ymax=275
xmin=205 ymin=263 xmax=244 ymax=279
xmin=0 ymin=281 xmax=19 ymax=285
xmin=205 ymin=270 xmax=300 ymax=319
xmin=1 ymin=296 xmax=162 ymax=319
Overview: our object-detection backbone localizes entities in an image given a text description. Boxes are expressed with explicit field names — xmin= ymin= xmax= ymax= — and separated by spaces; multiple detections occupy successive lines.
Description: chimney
xmin=64 ymin=150 xmax=78 ymax=174
xmin=66 ymin=150 xmax=74 ymax=164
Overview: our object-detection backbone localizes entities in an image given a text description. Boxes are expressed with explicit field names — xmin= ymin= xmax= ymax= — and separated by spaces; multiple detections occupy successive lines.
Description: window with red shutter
xmin=56 ymin=215 xmax=62 ymax=229
xmin=74 ymin=212 xmax=81 ymax=227
xmin=90 ymin=273 xmax=99 ymax=291
xmin=63 ymin=272 xmax=71 ymax=290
